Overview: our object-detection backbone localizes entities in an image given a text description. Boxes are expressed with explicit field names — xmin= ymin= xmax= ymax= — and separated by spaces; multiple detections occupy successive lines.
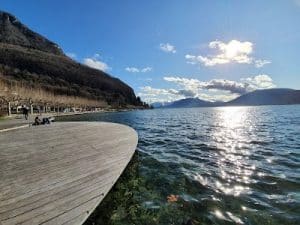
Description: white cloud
xmin=141 ymin=67 xmax=152 ymax=72
xmin=164 ymin=74 xmax=276 ymax=95
xmin=137 ymin=74 xmax=276 ymax=103
xmin=138 ymin=86 xmax=182 ymax=103
xmin=125 ymin=67 xmax=152 ymax=73
xmin=164 ymin=77 xmax=202 ymax=94
xmin=83 ymin=58 xmax=109 ymax=71
xmin=254 ymin=59 xmax=271 ymax=68
xmin=186 ymin=40 xmax=270 ymax=68
xmin=94 ymin=53 xmax=101 ymax=57
xmin=186 ymin=40 xmax=253 ymax=66
xmin=66 ymin=52 xmax=77 ymax=59
xmin=242 ymin=74 xmax=276 ymax=89
xmin=138 ymin=84 xmax=242 ymax=103
xmin=138 ymin=86 xmax=199 ymax=103
xmin=125 ymin=67 xmax=140 ymax=73
xmin=164 ymin=76 xmax=249 ymax=94
xmin=159 ymin=43 xmax=176 ymax=53
xmin=202 ymin=79 xmax=249 ymax=94
xmin=140 ymin=86 xmax=169 ymax=96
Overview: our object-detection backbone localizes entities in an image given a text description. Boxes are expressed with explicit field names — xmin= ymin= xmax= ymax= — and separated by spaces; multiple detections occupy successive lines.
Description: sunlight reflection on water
xmin=209 ymin=107 xmax=254 ymax=190
xmin=195 ymin=107 xmax=271 ymax=223
xmin=58 ymin=105 xmax=300 ymax=225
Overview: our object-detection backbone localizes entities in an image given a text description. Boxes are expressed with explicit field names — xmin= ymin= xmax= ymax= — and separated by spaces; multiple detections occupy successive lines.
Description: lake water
xmin=58 ymin=105 xmax=300 ymax=225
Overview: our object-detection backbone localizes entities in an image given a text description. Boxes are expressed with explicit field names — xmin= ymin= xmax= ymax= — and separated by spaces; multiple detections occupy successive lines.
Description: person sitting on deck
xmin=41 ymin=117 xmax=51 ymax=125
xmin=33 ymin=116 xmax=41 ymax=125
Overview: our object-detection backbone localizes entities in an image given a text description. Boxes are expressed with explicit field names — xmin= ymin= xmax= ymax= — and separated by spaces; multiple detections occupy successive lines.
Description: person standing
xmin=22 ymin=105 xmax=29 ymax=120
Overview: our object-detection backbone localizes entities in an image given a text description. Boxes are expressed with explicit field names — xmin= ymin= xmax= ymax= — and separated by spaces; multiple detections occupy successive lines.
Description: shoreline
xmin=0 ymin=110 xmax=107 ymax=131
xmin=0 ymin=108 xmax=148 ymax=131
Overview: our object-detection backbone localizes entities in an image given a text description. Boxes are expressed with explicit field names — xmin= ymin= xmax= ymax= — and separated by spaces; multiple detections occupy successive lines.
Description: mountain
xmin=226 ymin=88 xmax=300 ymax=106
xmin=165 ymin=98 xmax=218 ymax=108
xmin=151 ymin=102 xmax=172 ymax=108
xmin=0 ymin=11 xmax=63 ymax=55
xmin=155 ymin=89 xmax=300 ymax=109
xmin=0 ymin=11 xmax=143 ymax=107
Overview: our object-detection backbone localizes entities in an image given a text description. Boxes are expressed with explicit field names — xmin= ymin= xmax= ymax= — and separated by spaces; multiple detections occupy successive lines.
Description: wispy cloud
xmin=254 ymin=59 xmax=271 ymax=68
xmin=186 ymin=40 xmax=271 ymax=68
xmin=125 ymin=67 xmax=139 ymax=73
xmin=159 ymin=43 xmax=176 ymax=53
xmin=125 ymin=67 xmax=152 ymax=73
xmin=66 ymin=52 xmax=77 ymax=59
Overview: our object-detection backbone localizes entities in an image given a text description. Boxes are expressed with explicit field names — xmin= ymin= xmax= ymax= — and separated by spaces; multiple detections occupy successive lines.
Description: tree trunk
xmin=8 ymin=102 xmax=11 ymax=116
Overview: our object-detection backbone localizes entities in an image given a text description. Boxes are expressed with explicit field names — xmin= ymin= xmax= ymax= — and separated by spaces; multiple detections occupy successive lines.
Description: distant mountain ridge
xmin=151 ymin=102 xmax=172 ymax=108
xmin=0 ymin=11 xmax=143 ymax=107
xmin=226 ymin=88 xmax=300 ymax=106
xmin=165 ymin=98 xmax=215 ymax=108
xmin=153 ymin=88 xmax=300 ymax=108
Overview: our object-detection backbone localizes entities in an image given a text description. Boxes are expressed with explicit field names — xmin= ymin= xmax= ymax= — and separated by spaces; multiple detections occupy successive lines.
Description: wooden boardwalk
xmin=0 ymin=122 xmax=138 ymax=225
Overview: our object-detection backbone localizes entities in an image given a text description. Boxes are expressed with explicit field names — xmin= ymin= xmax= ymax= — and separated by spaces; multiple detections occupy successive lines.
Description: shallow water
xmin=58 ymin=105 xmax=300 ymax=225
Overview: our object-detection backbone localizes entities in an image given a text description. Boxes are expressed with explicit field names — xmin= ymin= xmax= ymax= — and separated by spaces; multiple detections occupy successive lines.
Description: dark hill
xmin=165 ymin=98 xmax=216 ymax=108
xmin=227 ymin=88 xmax=300 ymax=106
xmin=0 ymin=11 xmax=142 ymax=107
xmin=0 ymin=11 xmax=63 ymax=55
xmin=151 ymin=102 xmax=172 ymax=108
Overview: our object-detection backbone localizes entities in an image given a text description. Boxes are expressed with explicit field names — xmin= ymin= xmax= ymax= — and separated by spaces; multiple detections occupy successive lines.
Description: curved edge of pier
xmin=0 ymin=122 xmax=138 ymax=225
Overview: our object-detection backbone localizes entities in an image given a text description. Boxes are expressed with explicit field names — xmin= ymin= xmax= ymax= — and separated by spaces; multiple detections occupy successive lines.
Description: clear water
xmin=58 ymin=105 xmax=300 ymax=225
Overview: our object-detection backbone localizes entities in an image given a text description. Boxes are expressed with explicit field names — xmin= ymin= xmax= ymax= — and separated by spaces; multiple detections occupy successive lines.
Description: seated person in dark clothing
xmin=33 ymin=116 xmax=41 ymax=125
xmin=41 ymin=117 xmax=51 ymax=125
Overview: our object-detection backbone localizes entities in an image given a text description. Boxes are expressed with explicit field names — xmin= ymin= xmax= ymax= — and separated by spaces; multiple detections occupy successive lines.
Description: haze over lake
xmin=59 ymin=105 xmax=300 ymax=225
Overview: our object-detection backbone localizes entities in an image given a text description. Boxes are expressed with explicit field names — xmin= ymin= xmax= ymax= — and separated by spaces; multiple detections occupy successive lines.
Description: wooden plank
xmin=0 ymin=122 xmax=138 ymax=225
xmin=0 ymin=142 xmax=131 ymax=192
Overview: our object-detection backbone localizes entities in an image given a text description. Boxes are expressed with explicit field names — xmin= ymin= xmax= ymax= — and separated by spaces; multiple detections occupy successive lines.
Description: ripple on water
xmin=58 ymin=105 xmax=300 ymax=225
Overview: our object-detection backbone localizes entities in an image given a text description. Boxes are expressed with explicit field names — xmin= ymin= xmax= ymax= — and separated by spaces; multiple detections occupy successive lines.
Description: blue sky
xmin=1 ymin=0 xmax=300 ymax=102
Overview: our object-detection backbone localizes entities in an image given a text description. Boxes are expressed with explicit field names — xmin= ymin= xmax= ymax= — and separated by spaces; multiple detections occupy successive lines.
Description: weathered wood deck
xmin=0 ymin=122 xmax=138 ymax=225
